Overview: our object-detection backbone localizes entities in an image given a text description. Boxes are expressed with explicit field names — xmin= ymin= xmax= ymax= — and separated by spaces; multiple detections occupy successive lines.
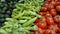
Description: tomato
xmin=48 ymin=25 xmax=59 ymax=32
xmin=50 ymin=9 xmax=57 ymax=16
xmin=34 ymin=28 xmax=45 ymax=34
xmin=35 ymin=18 xmax=41 ymax=23
xmin=46 ymin=16 xmax=54 ymax=25
xmin=56 ymin=2 xmax=60 ymax=6
xmin=45 ymin=29 xmax=56 ymax=34
xmin=47 ymin=5 xmax=54 ymax=11
xmin=38 ymin=12 xmax=47 ymax=16
xmin=43 ymin=3 xmax=49 ymax=7
xmin=46 ymin=0 xmax=52 ymax=3
xmin=40 ymin=7 xmax=47 ymax=12
xmin=41 ymin=17 xmax=46 ymax=22
xmin=36 ymin=17 xmax=47 ymax=29
xmin=37 ymin=20 xmax=46 ymax=29
xmin=55 ymin=0 xmax=58 ymax=2
xmin=31 ymin=32 xmax=35 ymax=34
xmin=53 ymin=15 xmax=60 ymax=23
xmin=38 ymin=28 xmax=45 ymax=34
xmin=58 ymin=23 xmax=60 ymax=28
xmin=38 ymin=12 xmax=44 ymax=16
xmin=58 ymin=29 xmax=60 ymax=33
xmin=45 ymin=12 xmax=52 ymax=17
xmin=56 ymin=6 xmax=60 ymax=12
xmin=50 ymin=1 xmax=57 ymax=7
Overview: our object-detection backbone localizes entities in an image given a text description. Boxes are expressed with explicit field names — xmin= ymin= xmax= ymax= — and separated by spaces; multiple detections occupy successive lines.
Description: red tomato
xmin=31 ymin=32 xmax=35 ymax=34
xmin=37 ymin=17 xmax=47 ymax=29
xmin=38 ymin=12 xmax=44 ymax=16
xmin=55 ymin=0 xmax=58 ymax=2
xmin=47 ymin=5 xmax=54 ymax=11
xmin=38 ymin=12 xmax=47 ymax=16
xmin=35 ymin=18 xmax=41 ymax=23
xmin=46 ymin=16 xmax=54 ymax=25
xmin=48 ymin=25 xmax=59 ymax=32
xmin=45 ymin=29 xmax=56 ymax=34
xmin=58 ymin=23 xmax=60 ymax=28
xmin=38 ymin=28 xmax=45 ymax=34
xmin=50 ymin=9 xmax=57 ymax=16
xmin=41 ymin=17 xmax=46 ymax=22
xmin=56 ymin=6 xmax=60 ymax=12
xmin=34 ymin=28 xmax=44 ymax=34
xmin=46 ymin=0 xmax=52 ymax=3
xmin=43 ymin=3 xmax=49 ymax=7
xmin=50 ymin=1 xmax=57 ymax=7
xmin=53 ymin=15 xmax=60 ymax=23
xmin=45 ymin=12 xmax=52 ymax=17
xmin=37 ymin=19 xmax=47 ymax=29
xmin=58 ymin=29 xmax=60 ymax=33
xmin=40 ymin=7 xmax=47 ymax=12
xmin=56 ymin=2 xmax=60 ymax=6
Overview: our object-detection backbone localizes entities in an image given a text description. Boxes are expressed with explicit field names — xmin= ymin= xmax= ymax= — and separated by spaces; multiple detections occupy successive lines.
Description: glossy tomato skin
xmin=46 ymin=16 xmax=54 ymax=25
xmin=38 ymin=28 xmax=45 ymax=34
xmin=48 ymin=25 xmax=59 ymax=32
xmin=56 ymin=2 xmax=60 ymax=6
xmin=53 ymin=15 xmax=60 ymax=23
xmin=45 ymin=12 xmax=52 ymax=17
xmin=37 ymin=20 xmax=47 ymax=29
xmin=50 ymin=9 xmax=57 ymax=16
xmin=45 ymin=29 xmax=56 ymax=34
xmin=35 ymin=18 xmax=41 ymax=23
xmin=47 ymin=5 xmax=54 ymax=11
xmin=55 ymin=0 xmax=58 ymax=2
xmin=38 ymin=12 xmax=47 ymax=16
xmin=56 ymin=6 xmax=60 ymax=12
xmin=36 ymin=17 xmax=47 ymax=29
xmin=43 ymin=3 xmax=49 ymax=7
xmin=46 ymin=0 xmax=52 ymax=3
xmin=50 ymin=1 xmax=57 ymax=7
xmin=34 ymin=28 xmax=45 ymax=34
xmin=40 ymin=7 xmax=47 ymax=12
xmin=38 ymin=12 xmax=44 ymax=16
xmin=58 ymin=23 xmax=60 ymax=28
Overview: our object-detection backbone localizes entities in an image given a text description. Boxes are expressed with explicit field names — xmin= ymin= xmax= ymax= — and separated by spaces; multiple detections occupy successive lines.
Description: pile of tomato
xmin=31 ymin=0 xmax=60 ymax=34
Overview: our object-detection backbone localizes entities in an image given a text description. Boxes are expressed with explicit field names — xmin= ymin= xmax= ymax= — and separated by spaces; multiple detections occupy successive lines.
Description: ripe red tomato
xmin=50 ymin=1 xmax=57 ymax=7
xmin=45 ymin=29 xmax=56 ymax=34
xmin=46 ymin=0 xmax=52 ymax=3
xmin=31 ymin=32 xmax=35 ymax=34
xmin=47 ymin=5 xmax=54 ymax=11
xmin=48 ymin=25 xmax=59 ymax=32
xmin=45 ymin=12 xmax=52 ymax=17
xmin=58 ymin=29 xmax=60 ymax=33
xmin=58 ymin=23 xmax=60 ymax=28
xmin=56 ymin=6 xmax=60 ymax=12
xmin=38 ymin=12 xmax=47 ymax=16
xmin=50 ymin=9 xmax=57 ymax=16
xmin=55 ymin=0 xmax=58 ymax=2
xmin=43 ymin=3 xmax=49 ymax=7
xmin=53 ymin=15 xmax=60 ymax=23
xmin=56 ymin=2 xmax=60 ymax=6
xmin=46 ymin=16 xmax=54 ymax=25
xmin=34 ymin=28 xmax=45 ymax=34
xmin=38 ymin=28 xmax=45 ymax=34
xmin=35 ymin=18 xmax=41 ymax=23
xmin=38 ymin=12 xmax=44 ymax=16
xmin=40 ymin=7 xmax=47 ymax=12
xmin=36 ymin=20 xmax=47 ymax=29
